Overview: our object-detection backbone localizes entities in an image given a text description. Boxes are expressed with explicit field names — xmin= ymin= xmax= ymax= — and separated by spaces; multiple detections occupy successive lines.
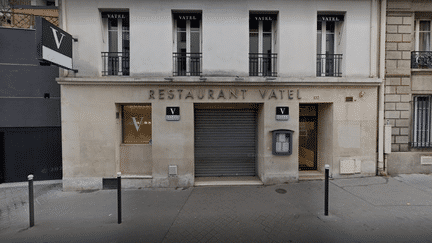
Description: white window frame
xmin=249 ymin=15 xmax=277 ymax=76
xmin=415 ymin=19 xmax=432 ymax=52
xmin=172 ymin=14 xmax=202 ymax=76
xmin=317 ymin=15 xmax=344 ymax=77
xmin=102 ymin=13 xmax=129 ymax=76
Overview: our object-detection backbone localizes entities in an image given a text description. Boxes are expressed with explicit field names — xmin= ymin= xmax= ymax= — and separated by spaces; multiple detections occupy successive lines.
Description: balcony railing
xmin=173 ymin=52 xmax=202 ymax=76
xmin=411 ymin=51 xmax=432 ymax=69
xmin=316 ymin=54 xmax=342 ymax=77
xmin=0 ymin=11 xmax=58 ymax=29
xmin=101 ymin=52 xmax=130 ymax=76
xmin=249 ymin=53 xmax=277 ymax=77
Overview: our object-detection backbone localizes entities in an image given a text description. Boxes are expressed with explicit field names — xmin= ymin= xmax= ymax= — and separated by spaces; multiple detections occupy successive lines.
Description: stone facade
xmin=386 ymin=0 xmax=432 ymax=174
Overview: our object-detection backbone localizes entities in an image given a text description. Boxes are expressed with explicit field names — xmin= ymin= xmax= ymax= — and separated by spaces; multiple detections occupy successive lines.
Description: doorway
xmin=299 ymin=105 xmax=318 ymax=170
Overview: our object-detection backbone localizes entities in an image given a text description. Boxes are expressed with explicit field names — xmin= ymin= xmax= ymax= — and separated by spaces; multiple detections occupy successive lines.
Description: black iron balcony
xmin=316 ymin=54 xmax=342 ymax=77
xmin=411 ymin=51 xmax=432 ymax=69
xmin=173 ymin=52 xmax=202 ymax=76
xmin=249 ymin=53 xmax=277 ymax=77
xmin=102 ymin=52 xmax=129 ymax=76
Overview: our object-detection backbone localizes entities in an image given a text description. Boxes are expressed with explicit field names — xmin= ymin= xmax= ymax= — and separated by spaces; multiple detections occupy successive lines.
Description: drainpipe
xmin=60 ymin=0 xmax=69 ymax=77
xmin=378 ymin=0 xmax=387 ymax=175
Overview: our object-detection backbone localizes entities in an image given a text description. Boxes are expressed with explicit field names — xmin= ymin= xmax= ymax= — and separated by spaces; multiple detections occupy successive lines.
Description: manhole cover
xmin=275 ymin=188 xmax=287 ymax=194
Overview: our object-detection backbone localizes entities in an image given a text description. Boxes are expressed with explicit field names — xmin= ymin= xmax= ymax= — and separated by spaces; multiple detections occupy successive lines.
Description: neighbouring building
xmin=58 ymin=0 xmax=385 ymax=190
xmin=0 ymin=0 xmax=62 ymax=183
xmin=385 ymin=0 xmax=432 ymax=174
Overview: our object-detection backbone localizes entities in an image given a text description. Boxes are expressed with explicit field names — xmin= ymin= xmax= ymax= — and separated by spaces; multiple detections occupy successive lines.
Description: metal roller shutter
xmin=194 ymin=108 xmax=257 ymax=177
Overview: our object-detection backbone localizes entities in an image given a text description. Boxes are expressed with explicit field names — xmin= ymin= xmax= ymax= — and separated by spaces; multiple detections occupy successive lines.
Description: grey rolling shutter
xmin=194 ymin=109 xmax=257 ymax=177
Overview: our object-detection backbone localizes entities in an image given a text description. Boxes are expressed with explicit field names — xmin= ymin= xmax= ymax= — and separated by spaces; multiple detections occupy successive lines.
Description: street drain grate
xmin=275 ymin=188 xmax=287 ymax=194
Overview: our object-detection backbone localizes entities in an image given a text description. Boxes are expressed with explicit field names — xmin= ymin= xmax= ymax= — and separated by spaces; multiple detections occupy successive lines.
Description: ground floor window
xmin=413 ymin=95 xmax=432 ymax=148
xmin=122 ymin=104 xmax=152 ymax=144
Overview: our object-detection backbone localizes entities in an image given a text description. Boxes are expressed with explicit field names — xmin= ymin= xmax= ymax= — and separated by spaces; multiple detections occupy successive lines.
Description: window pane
xmin=263 ymin=33 xmax=272 ymax=53
xmin=263 ymin=21 xmax=272 ymax=33
xmin=122 ymin=105 xmax=152 ymax=144
xmin=326 ymin=33 xmax=334 ymax=54
xmin=108 ymin=18 xmax=117 ymax=30
xmin=190 ymin=31 xmax=200 ymax=53
xmin=249 ymin=19 xmax=259 ymax=32
xmin=326 ymin=21 xmax=335 ymax=33
xmin=420 ymin=21 xmax=431 ymax=32
xmin=317 ymin=31 xmax=322 ymax=54
xmin=109 ymin=30 xmax=118 ymax=52
xmin=177 ymin=19 xmax=186 ymax=31
xmin=191 ymin=19 xmax=200 ymax=31
xmin=249 ymin=33 xmax=258 ymax=53
xmin=177 ymin=32 xmax=186 ymax=52
xmin=420 ymin=32 xmax=431 ymax=51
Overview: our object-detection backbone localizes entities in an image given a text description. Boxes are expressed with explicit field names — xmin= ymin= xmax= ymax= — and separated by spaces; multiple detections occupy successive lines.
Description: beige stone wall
xmin=60 ymin=82 xmax=378 ymax=189
xmin=385 ymin=1 xmax=413 ymax=152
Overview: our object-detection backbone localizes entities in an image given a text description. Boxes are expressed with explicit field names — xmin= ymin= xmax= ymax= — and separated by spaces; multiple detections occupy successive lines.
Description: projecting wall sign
xmin=166 ymin=107 xmax=180 ymax=121
xmin=276 ymin=106 xmax=289 ymax=121
xmin=35 ymin=16 xmax=76 ymax=71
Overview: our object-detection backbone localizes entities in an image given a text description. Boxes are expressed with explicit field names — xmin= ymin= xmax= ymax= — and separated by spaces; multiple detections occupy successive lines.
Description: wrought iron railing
xmin=411 ymin=51 xmax=432 ymax=69
xmin=173 ymin=52 xmax=202 ymax=76
xmin=101 ymin=52 xmax=130 ymax=76
xmin=316 ymin=54 xmax=342 ymax=77
xmin=249 ymin=53 xmax=277 ymax=77
xmin=0 ymin=11 xmax=58 ymax=29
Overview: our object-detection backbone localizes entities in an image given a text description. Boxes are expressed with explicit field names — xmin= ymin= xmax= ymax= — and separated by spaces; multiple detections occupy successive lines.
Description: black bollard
xmin=324 ymin=164 xmax=329 ymax=216
xmin=28 ymin=174 xmax=34 ymax=227
xmin=117 ymin=172 xmax=121 ymax=224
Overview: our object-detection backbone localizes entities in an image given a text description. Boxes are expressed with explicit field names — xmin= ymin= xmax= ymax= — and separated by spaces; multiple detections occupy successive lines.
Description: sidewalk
xmin=1 ymin=175 xmax=432 ymax=242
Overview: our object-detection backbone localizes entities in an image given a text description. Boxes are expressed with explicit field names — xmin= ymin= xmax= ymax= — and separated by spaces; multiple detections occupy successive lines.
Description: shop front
xmin=60 ymin=81 xmax=378 ymax=190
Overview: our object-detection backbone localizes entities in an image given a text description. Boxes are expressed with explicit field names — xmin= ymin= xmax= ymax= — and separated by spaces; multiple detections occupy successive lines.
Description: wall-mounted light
xmin=44 ymin=93 xmax=50 ymax=99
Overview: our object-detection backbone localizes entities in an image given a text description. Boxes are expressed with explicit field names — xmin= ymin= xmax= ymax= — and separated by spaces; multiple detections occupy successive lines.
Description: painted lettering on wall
xmin=149 ymin=89 xmax=302 ymax=100
xmin=178 ymin=15 xmax=197 ymax=20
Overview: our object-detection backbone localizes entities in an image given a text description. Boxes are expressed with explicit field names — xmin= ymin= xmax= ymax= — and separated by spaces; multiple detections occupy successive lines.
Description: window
xmin=412 ymin=96 xmax=432 ymax=148
xmin=413 ymin=18 xmax=432 ymax=69
xmin=173 ymin=12 xmax=202 ymax=76
xmin=122 ymin=105 xmax=152 ymax=144
xmin=249 ymin=13 xmax=277 ymax=77
xmin=101 ymin=12 xmax=129 ymax=76
xmin=317 ymin=14 xmax=344 ymax=77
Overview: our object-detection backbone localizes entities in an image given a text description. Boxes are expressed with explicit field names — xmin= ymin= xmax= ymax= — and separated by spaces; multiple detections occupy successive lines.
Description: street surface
xmin=1 ymin=175 xmax=432 ymax=242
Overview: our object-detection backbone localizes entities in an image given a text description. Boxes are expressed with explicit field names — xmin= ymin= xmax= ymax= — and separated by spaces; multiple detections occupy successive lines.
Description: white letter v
xmin=50 ymin=27 xmax=65 ymax=49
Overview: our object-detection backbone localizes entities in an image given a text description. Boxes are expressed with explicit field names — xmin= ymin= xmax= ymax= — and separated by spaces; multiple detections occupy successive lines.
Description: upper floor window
xmin=249 ymin=13 xmax=277 ymax=77
xmin=173 ymin=12 xmax=202 ymax=76
xmin=101 ymin=12 xmax=129 ymax=76
xmin=317 ymin=14 xmax=344 ymax=77
xmin=413 ymin=17 xmax=432 ymax=69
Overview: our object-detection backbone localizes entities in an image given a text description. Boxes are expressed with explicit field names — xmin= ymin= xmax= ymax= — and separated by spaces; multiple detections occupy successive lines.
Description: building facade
xmin=59 ymin=0 xmax=384 ymax=190
xmin=0 ymin=0 xmax=62 ymax=183
xmin=385 ymin=0 xmax=432 ymax=174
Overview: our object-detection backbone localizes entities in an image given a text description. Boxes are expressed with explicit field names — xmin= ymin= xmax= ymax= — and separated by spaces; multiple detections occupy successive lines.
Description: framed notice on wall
xmin=122 ymin=105 xmax=152 ymax=144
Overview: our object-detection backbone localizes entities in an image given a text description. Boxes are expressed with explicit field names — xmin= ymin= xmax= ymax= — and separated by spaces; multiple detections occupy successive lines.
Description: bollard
xmin=117 ymin=172 xmax=121 ymax=224
xmin=28 ymin=174 xmax=34 ymax=227
xmin=324 ymin=164 xmax=329 ymax=216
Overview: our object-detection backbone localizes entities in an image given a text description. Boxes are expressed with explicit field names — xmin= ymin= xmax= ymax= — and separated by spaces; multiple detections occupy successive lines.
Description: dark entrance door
xmin=194 ymin=105 xmax=258 ymax=177
xmin=299 ymin=105 xmax=318 ymax=170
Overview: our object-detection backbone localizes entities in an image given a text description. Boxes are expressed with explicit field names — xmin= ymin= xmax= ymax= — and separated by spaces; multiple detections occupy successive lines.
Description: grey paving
xmin=1 ymin=175 xmax=432 ymax=242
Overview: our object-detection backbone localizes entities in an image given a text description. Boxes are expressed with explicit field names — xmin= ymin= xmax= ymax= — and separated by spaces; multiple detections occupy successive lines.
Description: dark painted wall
xmin=0 ymin=27 xmax=60 ymax=127
xmin=0 ymin=127 xmax=62 ymax=182
xmin=0 ymin=27 xmax=62 ymax=183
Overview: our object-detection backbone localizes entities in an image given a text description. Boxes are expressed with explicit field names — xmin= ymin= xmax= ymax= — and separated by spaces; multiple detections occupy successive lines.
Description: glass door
xmin=299 ymin=105 xmax=318 ymax=170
